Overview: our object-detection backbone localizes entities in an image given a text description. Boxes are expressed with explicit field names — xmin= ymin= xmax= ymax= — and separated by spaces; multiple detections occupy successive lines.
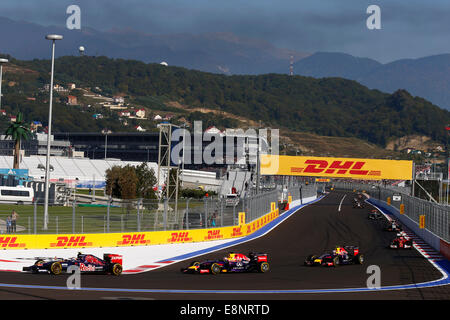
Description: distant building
xmin=9 ymin=116 xmax=16 ymax=122
xmin=113 ymin=96 xmax=125 ymax=104
xmin=44 ymin=84 xmax=68 ymax=92
xmin=0 ymin=109 xmax=6 ymax=116
xmin=118 ymin=110 xmax=131 ymax=117
xmin=153 ymin=114 xmax=162 ymax=121
xmin=30 ymin=121 xmax=42 ymax=132
xmin=67 ymin=95 xmax=78 ymax=106
xmin=135 ymin=108 xmax=146 ymax=119
xmin=205 ymin=126 xmax=222 ymax=134
xmin=135 ymin=125 xmax=146 ymax=132
xmin=67 ymin=83 xmax=76 ymax=90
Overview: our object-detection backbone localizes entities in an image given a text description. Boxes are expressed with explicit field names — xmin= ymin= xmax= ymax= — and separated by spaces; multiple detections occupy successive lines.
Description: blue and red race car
xmin=304 ymin=246 xmax=364 ymax=267
xmin=181 ymin=252 xmax=270 ymax=275
xmin=22 ymin=253 xmax=123 ymax=276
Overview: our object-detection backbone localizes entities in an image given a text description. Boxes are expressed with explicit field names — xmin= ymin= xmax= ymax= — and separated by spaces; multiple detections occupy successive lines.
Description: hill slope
xmin=294 ymin=52 xmax=450 ymax=110
xmin=2 ymin=55 xmax=449 ymax=153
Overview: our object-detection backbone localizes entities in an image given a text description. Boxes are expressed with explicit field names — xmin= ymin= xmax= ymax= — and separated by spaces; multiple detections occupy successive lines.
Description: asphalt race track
xmin=0 ymin=190 xmax=449 ymax=300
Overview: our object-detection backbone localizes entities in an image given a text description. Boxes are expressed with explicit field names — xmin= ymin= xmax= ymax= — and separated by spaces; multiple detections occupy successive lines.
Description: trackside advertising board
xmin=260 ymin=155 xmax=413 ymax=180
xmin=0 ymin=208 xmax=279 ymax=250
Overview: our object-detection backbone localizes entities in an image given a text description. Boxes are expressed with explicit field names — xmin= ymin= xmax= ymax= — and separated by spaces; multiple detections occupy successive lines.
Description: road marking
xmin=338 ymin=195 xmax=346 ymax=212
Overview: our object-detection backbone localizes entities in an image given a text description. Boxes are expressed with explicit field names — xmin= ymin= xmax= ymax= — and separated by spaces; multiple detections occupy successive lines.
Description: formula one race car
xmin=22 ymin=253 xmax=123 ymax=276
xmin=389 ymin=232 xmax=413 ymax=249
xmin=385 ymin=220 xmax=402 ymax=232
xmin=181 ymin=252 xmax=270 ymax=274
xmin=304 ymin=246 xmax=364 ymax=267
xmin=368 ymin=209 xmax=383 ymax=220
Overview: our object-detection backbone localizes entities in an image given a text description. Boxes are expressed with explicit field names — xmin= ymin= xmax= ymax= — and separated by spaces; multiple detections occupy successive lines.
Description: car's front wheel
xmin=210 ymin=263 xmax=221 ymax=275
xmin=50 ymin=262 xmax=62 ymax=275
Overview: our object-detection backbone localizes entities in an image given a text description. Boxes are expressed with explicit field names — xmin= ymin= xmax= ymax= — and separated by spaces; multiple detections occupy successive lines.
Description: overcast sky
xmin=1 ymin=0 xmax=449 ymax=63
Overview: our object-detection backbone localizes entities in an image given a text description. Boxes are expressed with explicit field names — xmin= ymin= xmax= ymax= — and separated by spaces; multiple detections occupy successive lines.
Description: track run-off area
xmin=0 ymin=190 xmax=449 ymax=300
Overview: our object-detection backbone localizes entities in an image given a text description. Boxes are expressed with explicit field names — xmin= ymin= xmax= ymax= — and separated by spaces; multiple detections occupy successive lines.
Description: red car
xmin=390 ymin=233 xmax=413 ymax=249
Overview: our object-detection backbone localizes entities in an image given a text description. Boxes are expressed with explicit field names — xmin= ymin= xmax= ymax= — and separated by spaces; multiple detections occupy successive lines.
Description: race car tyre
xmin=190 ymin=261 xmax=201 ymax=267
xmin=355 ymin=254 xmax=364 ymax=264
xmin=111 ymin=263 xmax=122 ymax=276
xmin=210 ymin=263 xmax=221 ymax=275
xmin=258 ymin=262 xmax=270 ymax=273
xmin=333 ymin=256 xmax=340 ymax=266
xmin=304 ymin=254 xmax=316 ymax=265
xmin=32 ymin=260 xmax=44 ymax=274
xmin=50 ymin=262 xmax=62 ymax=275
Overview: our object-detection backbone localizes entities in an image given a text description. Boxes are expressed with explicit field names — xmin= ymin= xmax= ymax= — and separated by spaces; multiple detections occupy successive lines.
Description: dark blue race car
xmin=304 ymin=246 xmax=364 ymax=267
xmin=181 ymin=252 xmax=270 ymax=274
xmin=22 ymin=253 xmax=123 ymax=276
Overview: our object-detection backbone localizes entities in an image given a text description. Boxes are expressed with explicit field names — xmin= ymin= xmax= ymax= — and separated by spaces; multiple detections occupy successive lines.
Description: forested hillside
xmin=7 ymin=55 xmax=450 ymax=147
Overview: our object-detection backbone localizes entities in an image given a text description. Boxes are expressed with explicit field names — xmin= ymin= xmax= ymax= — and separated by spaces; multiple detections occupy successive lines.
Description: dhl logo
xmin=290 ymin=160 xmax=381 ymax=176
xmin=231 ymin=227 xmax=243 ymax=237
xmin=168 ymin=232 xmax=192 ymax=243
xmin=204 ymin=230 xmax=223 ymax=240
xmin=0 ymin=236 xmax=26 ymax=248
xmin=117 ymin=234 xmax=151 ymax=246
xmin=50 ymin=236 xmax=92 ymax=248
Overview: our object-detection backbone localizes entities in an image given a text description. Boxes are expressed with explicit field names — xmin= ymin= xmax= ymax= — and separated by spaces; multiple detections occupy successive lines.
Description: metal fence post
xmin=56 ymin=216 xmax=58 ymax=234
xmin=33 ymin=201 xmax=37 ymax=234
xmin=72 ymin=199 xmax=76 ymax=233
xmin=300 ymin=186 xmax=303 ymax=204
xmin=220 ymin=198 xmax=224 ymax=227
xmin=107 ymin=197 xmax=111 ymax=233
xmin=186 ymin=198 xmax=190 ymax=229
xmin=163 ymin=198 xmax=168 ymax=231
xmin=81 ymin=216 xmax=84 ymax=233
xmin=204 ymin=197 xmax=208 ymax=228
xmin=137 ymin=199 xmax=141 ymax=232
xmin=233 ymin=201 xmax=236 ymax=225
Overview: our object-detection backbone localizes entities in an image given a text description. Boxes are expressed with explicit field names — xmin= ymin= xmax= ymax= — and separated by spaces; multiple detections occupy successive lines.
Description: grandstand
xmin=219 ymin=169 xmax=253 ymax=198
xmin=0 ymin=156 xmax=221 ymax=191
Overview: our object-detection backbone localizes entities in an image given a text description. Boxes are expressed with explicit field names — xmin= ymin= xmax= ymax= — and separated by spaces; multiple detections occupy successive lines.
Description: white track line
xmin=338 ymin=194 xmax=346 ymax=212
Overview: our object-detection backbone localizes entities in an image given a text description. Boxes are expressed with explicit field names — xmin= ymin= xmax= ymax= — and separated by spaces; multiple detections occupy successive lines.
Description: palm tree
xmin=4 ymin=112 xmax=31 ymax=169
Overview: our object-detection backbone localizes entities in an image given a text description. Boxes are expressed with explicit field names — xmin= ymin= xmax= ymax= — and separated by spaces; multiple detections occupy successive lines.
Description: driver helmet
xmin=224 ymin=253 xmax=237 ymax=262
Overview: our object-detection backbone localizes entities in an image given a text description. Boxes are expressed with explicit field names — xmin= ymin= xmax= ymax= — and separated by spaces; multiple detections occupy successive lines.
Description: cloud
xmin=0 ymin=0 xmax=448 ymax=63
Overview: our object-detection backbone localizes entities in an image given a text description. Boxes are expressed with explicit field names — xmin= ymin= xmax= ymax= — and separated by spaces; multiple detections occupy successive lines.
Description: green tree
xmin=118 ymin=165 xmax=138 ymax=199
xmin=135 ymin=162 xmax=157 ymax=199
xmin=105 ymin=166 xmax=122 ymax=198
xmin=4 ymin=112 xmax=31 ymax=169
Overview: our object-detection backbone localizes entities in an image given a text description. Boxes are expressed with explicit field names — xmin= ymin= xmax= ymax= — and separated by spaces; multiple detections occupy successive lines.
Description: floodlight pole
xmin=0 ymin=58 xmax=8 ymax=109
xmin=43 ymin=35 xmax=63 ymax=230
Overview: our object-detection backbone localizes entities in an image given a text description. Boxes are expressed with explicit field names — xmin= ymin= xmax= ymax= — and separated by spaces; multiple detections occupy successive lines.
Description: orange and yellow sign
xmin=260 ymin=155 xmax=413 ymax=180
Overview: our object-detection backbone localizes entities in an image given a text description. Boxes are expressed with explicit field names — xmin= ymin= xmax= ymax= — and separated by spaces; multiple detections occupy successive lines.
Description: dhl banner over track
xmin=260 ymin=155 xmax=413 ymax=180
